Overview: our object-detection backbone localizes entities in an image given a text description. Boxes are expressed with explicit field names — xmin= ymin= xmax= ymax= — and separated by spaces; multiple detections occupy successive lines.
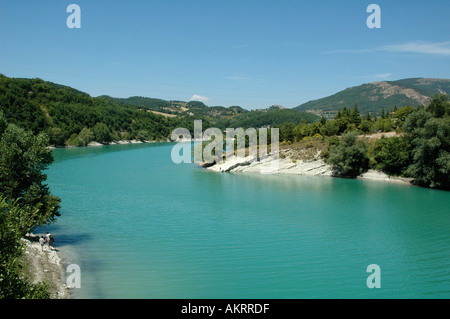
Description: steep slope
xmin=295 ymin=78 xmax=450 ymax=118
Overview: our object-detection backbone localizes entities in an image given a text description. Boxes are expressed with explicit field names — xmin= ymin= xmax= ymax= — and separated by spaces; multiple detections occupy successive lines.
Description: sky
xmin=0 ymin=0 xmax=449 ymax=109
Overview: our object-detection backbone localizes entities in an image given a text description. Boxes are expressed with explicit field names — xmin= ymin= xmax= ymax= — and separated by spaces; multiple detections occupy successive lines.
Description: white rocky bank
xmin=204 ymin=153 xmax=413 ymax=185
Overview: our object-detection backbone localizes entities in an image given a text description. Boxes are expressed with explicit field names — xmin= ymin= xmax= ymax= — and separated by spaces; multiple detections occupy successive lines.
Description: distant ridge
xmin=294 ymin=78 xmax=450 ymax=118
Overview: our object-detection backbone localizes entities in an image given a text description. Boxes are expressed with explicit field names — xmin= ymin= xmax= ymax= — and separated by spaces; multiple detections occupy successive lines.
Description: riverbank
xmin=203 ymin=148 xmax=413 ymax=186
xmin=47 ymin=138 xmax=169 ymax=149
xmin=20 ymin=234 xmax=70 ymax=299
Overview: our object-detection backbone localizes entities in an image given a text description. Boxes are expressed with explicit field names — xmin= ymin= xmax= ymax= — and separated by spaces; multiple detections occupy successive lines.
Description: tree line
xmin=0 ymin=75 xmax=210 ymax=147
xmin=297 ymin=95 xmax=449 ymax=190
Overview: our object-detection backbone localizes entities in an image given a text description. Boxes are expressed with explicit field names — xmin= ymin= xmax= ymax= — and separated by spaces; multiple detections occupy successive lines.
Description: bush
xmin=327 ymin=132 xmax=369 ymax=177
xmin=369 ymin=136 xmax=411 ymax=176
xmin=404 ymin=97 xmax=450 ymax=190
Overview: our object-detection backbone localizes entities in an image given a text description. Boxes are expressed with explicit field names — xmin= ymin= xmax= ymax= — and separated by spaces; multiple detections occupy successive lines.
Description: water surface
xmin=44 ymin=143 xmax=450 ymax=298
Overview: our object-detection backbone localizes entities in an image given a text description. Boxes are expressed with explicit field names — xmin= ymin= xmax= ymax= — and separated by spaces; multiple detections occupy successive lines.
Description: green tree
xmin=93 ymin=122 xmax=112 ymax=143
xmin=351 ymin=104 xmax=362 ymax=126
xmin=0 ymin=112 xmax=60 ymax=298
xmin=137 ymin=129 xmax=150 ymax=141
xmin=369 ymin=136 xmax=411 ymax=176
xmin=360 ymin=120 xmax=373 ymax=134
xmin=279 ymin=122 xmax=295 ymax=142
xmin=321 ymin=119 xmax=339 ymax=136
xmin=327 ymin=132 xmax=369 ymax=177
xmin=78 ymin=127 xmax=94 ymax=146
xmin=66 ymin=133 xmax=82 ymax=147
xmin=374 ymin=118 xmax=393 ymax=132
xmin=49 ymin=127 xmax=65 ymax=146
xmin=404 ymin=95 xmax=450 ymax=189
xmin=0 ymin=116 xmax=60 ymax=226
xmin=0 ymin=198 xmax=50 ymax=299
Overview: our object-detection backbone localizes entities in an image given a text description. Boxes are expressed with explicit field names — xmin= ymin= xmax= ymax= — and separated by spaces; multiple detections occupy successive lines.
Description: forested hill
xmin=0 ymin=74 xmax=319 ymax=146
xmin=295 ymin=78 xmax=450 ymax=118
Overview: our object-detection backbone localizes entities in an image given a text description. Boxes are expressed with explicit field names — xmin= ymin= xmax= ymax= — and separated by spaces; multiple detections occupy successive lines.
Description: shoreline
xmin=21 ymin=233 xmax=71 ymax=299
xmin=47 ymin=138 xmax=170 ymax=149
xmin=202 ymin=151 xmax=414 ymax=186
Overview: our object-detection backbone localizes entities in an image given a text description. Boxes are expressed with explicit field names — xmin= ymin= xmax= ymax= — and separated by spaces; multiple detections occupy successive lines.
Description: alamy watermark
xmin=366 ymin=4 xmax=381 ymax=29
xmin=170 ymin=120 xmax=280 ymax=174
xmin=66 ymin=4 xmax=81 ymax=29
xmin=366 ymin=264 xmax=381 ymax=288
xmin=66 ymin=264 xmax=81 ymax=288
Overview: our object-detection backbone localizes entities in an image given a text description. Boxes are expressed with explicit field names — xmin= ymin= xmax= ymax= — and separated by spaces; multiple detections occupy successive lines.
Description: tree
xmin=0 ymin=112 xmax=60 ymax=298
xmin=374 ymin=118 xmax=393 ymax=132
xmin=327 ymin=132 xmax=369 ymax=177
xmin=0 ymin=198 xmax=50 ymax=299
xmin=92 ymin=122 xmax=112 ymax=143
xmin=369 ymin=136 xmax=411 ymax=176
xmin=360 ymin=120 xmax=373 ymax=134
xmin=393 ymin=105 xmax=415 ymax=123
xmin=78 ymin=127 xmax=94 ymax=146
xmin=279 ymin=122 xmax=295 ymax=142
xmin=321 ymin=119 xmax=339 ymax=136
xmin=49 ymin=127 xmax=65 ymax=146
xmin=0 ymin=114 xmax=60 ymax=227
xmin=351 ymin=104 xmax=362 ymax=126
xmin=137 ymin=129 xmax=150 ymax=141
xmin=404 ymin=95 xmax=450 ymax=189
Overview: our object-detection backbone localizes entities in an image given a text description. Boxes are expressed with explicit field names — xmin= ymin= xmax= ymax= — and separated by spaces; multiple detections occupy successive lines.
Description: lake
xmin=43 ymin=142 xmax=450 ymax=298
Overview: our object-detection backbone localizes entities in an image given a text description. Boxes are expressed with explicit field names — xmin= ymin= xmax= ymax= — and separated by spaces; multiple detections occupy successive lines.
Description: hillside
xmin=97 ymin=95 xmax=319 ymax=129
xmin=0 ymin=75 xmax=319 ymax=146
xmin=295 ymin=78 xmax=450 ymax=118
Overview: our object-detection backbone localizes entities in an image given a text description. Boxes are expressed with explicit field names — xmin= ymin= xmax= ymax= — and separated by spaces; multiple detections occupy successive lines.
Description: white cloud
xmin=374 ymin=73 xmax=392 ymax=79
xmin=381 ymin=41 xmax=450 ymax=56
xmin=190 ymin=94 xmax=209 ymax=102
xmin=325 ymin=41 xmax=450 ymax=56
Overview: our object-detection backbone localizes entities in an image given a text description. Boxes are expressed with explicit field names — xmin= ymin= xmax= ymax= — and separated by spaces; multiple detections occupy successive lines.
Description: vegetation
xmin=277 ymin=94 xmax=449 ymax=190
xmin=294 ymin=78 xmax=450 ymax=117
xmin=368 ymin=137 xmax=411 ymax=176
xmin=0 ymin=198 xmax=50 ymax=299
xmin=0 ymin=75 xmax=201 ymax=146
xmin=327 ymin=132 xmax=369 ymax=177
xmin=1 ymin=73 xmax=448 ymax=189
xmin=0 ymin=111 xmax=60 ymax=298
xmin=403 ymin=95 xmax=450 ymax=189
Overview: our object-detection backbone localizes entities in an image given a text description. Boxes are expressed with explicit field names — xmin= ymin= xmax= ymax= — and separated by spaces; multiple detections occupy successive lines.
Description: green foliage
xmin=369 ymin=136 xmax=411 ymax=176
xmin=0 ymin=112 xmax=61 ymax=298
xmin=228 ymin=109 xmax=319 ymax=130
xmin=78 ymin=127 xmax=95 ymax=146
xmin=403 ymin=95 xmax=450 ymax=189
xmin=92 ymin=122 xmax=112 ymax=143
xmin=373 ymin=118 xmax=393 ymax=132
xmin=49 ymin=127 xmax=65 ymax=146
xmin=359 ymin=120 xmax=373 ymax=134
xmin=294 ymin=78 xmax=450 ymax=116
xmin=393 ymin=105 xmax=415 ymax=122
xmin=0 ymin=198 xmax=50 ymax=299
xmin=0 ymin=116 xmax=60 ymax=227
xmin=327 ymin=132 xmax=369 ymax=177
xmin=137 ymin=129 xmax=150 ymax=141
xmin=0 ymin=75 xmax=197 ymax=145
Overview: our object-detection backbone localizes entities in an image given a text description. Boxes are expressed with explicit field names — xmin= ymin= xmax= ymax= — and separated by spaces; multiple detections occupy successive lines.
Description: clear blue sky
xmin=1 ymin=0 xmax=449 ymax=109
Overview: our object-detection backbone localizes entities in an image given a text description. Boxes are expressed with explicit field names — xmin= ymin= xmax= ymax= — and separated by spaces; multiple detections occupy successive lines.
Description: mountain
xmin=97 ymin=96 xmax=318 ymax=128
xmin=0 ymin=74 xmax=319 ymax=146
xmin=294 ymin=78 xmax=450 ymax=118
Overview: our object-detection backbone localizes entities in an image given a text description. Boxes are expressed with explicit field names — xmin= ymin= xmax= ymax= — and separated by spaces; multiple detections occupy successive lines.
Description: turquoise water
xmin=43 ymin=143 xmax=450 ymax=299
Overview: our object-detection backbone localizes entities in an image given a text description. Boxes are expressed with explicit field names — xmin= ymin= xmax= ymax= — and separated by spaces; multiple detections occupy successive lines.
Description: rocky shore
xmin=20 ymin=234 xmax=71 ymax=299
xmin=203 ymin=149 xmax=413 ymax=186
